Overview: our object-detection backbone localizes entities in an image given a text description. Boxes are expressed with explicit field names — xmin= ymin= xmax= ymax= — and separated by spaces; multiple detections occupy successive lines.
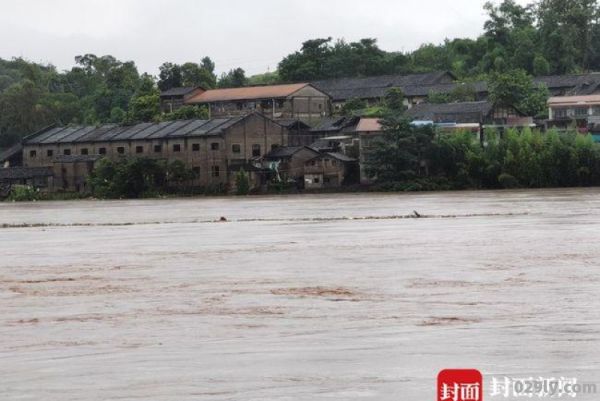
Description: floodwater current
xmin=1 ymin=189 xmax=599 ymax=400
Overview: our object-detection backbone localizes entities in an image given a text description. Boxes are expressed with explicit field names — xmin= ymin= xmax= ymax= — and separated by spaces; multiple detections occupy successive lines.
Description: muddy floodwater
xmin=1 ymin=189 xmax=600 ymax=400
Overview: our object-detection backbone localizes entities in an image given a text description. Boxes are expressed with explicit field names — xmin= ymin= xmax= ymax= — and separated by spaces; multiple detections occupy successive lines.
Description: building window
xmin=29 ymin=150 xmax=37 ymax=158
xmin=553 ymin=108 xmax=567 ymax=118
xmin=232 ymin=144 xmax=241 ymax=153
xmin=211 ymin=165 xmax=220 ymax=177
xmin=211 ymin=142 xmax=219 ymax=151
xmin=98 ymin=147 xmax=106 ymax=155
xmin=117 ymin=147 xmax=125 ymax=154
xmin=574 ymin=107 xmax=588 ymax=117
xmin=81 ymin=148 xmax=89 ymax=155
xmin=314 ymin=177 xmax=320 ymax=183
xmin=154 ymin=145 xmax=162 ymax=153
xmin=192 ymin=167 xmax=200 ymax=176
xmin=63 ymin=149 xmax=71 ymax=156
xmin=271 ymin=144 xmax=280 ymax=151
xmin=318 ymin=103 xmax=323 ymax=110
xmin=332 ymin=159 xmax=337 ymax=166
xmin=173 ymin=144 xmax=181 ymax=152
xmin=47 ymin=149 xmax=54 ymax=157
xmin=192 ymin=143 xmax=200 ymax=152
xmin=252 ymin=144 xmax=261 ymax=157
xmin=136 ymin=146 xmax=144 ymax=154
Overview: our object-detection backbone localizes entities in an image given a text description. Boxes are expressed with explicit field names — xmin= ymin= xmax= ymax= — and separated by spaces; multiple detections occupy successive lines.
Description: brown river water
xmin=1 ymin=189 xmax=599 ymax=400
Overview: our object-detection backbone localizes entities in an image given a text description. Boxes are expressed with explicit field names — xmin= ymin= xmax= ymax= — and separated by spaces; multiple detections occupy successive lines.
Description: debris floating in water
xmin=219 ymin=216 xmax=228 ymax=222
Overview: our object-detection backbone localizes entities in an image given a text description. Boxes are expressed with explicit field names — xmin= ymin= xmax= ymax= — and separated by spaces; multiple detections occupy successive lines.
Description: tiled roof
xmin=186 ymin=83 xmax=312 ymax=103
xmin=406 ymin=101 xmax=494 ymax=123
xmin=160 ymin=87 xmax=203 ymax=97
xmin=325 ymin=152 xmax=356 ymax=162
xmin=264 ymin=146 xmax=318 ymax=159
xmin=533 ymin=73 xmax=600 ymax=95
xmin=23 ymin=116 xmax=250 ymax=145
xmin=309 ymin=116 xmax=360 ymax=133
xmin=312 ymin=71 xmax=455 ymax=101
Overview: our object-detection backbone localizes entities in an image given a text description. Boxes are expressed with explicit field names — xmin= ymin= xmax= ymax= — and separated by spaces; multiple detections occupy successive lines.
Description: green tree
xmin=488 ymin=69 xmax=549 ymax=116
xmin=366 ymin=114 xmax=435 ymax=182
xmin=217 ymin=68 xmax=248 ymax=88
xmin=235 ymin=169 xmax=250 ymax=195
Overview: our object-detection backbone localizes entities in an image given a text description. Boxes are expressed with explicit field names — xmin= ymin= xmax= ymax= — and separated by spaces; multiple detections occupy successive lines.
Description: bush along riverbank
xmin=365 ymin=114 xmax=600 ymax=192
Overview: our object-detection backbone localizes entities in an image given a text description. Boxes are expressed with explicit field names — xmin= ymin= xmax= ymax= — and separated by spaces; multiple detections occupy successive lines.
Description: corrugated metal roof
xmin=24 ymin=116 xmax=253 ymax=145
xmin=186 ymin=83 xmax=310 ymax=103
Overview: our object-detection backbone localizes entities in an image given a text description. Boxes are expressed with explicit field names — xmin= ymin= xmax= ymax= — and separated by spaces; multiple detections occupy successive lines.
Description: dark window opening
xmin=63 ymin=149 xmax=71 ymax=156
xmin=98 ymin=148 xmax=107 ymax=155
xmin=211 ymin=165 xmax=220 ymax=177
xmin=81 ymin=148 xmax=89 ymax=155
xmin=117 ymin=147 xmax=125 ymax=154
xmin=192 ymin=143 xmax=200 ymax=151
xmin=252 ymin=144 xmax=261 ymax=157
xmin=135 ymin=146 xmax=144 ymax=154
xmin=314 ymin=177 xmax=320 ymax=183
xmin=46 ymin=149 xmax=54 ymax=157
xmin=154 ymin=145 xmax=162 ymax=153
xmin=271 ymin=144 xmax=280 ymax=151
xmin=29 ymin=150 xmax=37 ymax=158
xmin=173 ymin=144 xmax=181 ymax=152
xmin=211 ymin=142 xmax=219 ymax=151
xmin=232 ymin=144 xmax=241 ymax=153
xmin=192 ymin=167 xmax=200 ymax=176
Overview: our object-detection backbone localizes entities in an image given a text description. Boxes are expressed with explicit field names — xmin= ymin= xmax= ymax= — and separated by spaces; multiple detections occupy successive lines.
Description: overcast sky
xmin=0 ymin=0 xmax=530 ymax=77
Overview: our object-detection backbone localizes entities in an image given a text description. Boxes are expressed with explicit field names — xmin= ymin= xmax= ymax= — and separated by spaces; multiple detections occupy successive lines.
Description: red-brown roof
xmin=186 ymin=83 xmax=310 ymax=104
xmin=548 ymin=94 xmax=600 ymax=106
xmin=356 ymin=118 xmax=383 ymax=132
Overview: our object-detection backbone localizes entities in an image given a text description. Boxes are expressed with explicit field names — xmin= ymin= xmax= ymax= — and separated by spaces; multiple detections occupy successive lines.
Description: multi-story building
xmin=20 ymin=113 xmax=291 ymax=192
xmin=547 ymin=95 xmax=600 ymax=132
xmin=184 ymin=83 xmax=331 ymax=123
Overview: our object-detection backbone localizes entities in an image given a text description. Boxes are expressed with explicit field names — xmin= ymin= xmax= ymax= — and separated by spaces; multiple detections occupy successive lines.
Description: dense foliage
xmin=367 ymin=121 xmax=600 ymax=191
xmin=278 ymin=0 xmax=600 ymax=81
xmin=87 ymin=158 xmax=198 ymax=198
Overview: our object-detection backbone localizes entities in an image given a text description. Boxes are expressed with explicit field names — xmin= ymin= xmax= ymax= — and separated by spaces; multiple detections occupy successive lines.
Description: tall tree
xmin=218 ymin=68 xmax=248 ymax=88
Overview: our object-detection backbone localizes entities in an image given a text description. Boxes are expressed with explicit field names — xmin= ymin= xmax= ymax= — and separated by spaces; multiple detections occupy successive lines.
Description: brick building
xmin=20 ymin=113 xmax=291 ymax=192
